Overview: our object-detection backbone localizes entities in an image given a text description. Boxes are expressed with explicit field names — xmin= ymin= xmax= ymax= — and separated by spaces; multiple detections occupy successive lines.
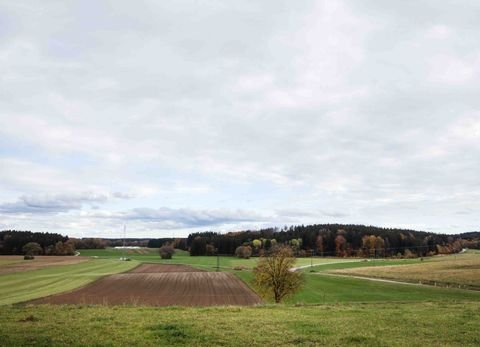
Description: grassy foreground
xmin=1 ymin=302 xmax=479 ymax=346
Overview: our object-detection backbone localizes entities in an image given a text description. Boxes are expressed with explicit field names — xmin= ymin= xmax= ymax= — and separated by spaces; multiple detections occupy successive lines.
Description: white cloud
xmin=425 ymin=25 xmax=452 ymax=40
xmin=428 ymin=54 xmax=479 ymax=85
xmin=0 ymin=192 xmax=133 ymax=214
xmin=0 ymin=0 xmax=479 ymax=236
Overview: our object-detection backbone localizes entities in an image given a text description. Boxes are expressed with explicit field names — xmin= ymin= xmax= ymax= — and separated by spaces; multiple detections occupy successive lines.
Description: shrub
xmin=404 ymin=249 xmax=417 ymax=259
xmin=22 ymin=242 xmax=42 ymax=256
xmin=235 ymin=245 xmax=252 ymax=259
xmin=205 ymin=244 xmax=216 ymax=256
xmin=159 ymin=245 xmax=175 ymax=259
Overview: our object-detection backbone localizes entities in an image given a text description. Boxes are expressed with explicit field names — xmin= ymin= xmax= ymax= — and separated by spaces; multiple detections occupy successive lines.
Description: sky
xmin=0 ymin=0 xmax=479 ymax=238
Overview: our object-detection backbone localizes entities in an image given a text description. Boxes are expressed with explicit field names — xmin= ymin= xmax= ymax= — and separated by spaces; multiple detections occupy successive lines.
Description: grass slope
xmin=1 ymin=302 xmax=479 ymax=346
xmin=235 ymin=270 xmax=480 ymax=304
xmin=0 ymin=259 xmax=138 ymax=305
xmin=331 ymin=251 xmax=480 ymax=289
xmin=3 ymin=251 xmax=478 ymax=306
xmin=79 ymin=247 xmax=363 ymax=270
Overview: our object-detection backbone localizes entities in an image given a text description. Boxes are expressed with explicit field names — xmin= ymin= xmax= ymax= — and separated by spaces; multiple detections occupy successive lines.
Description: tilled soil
xmin=31 ymin=264 xmax=262 ymax=306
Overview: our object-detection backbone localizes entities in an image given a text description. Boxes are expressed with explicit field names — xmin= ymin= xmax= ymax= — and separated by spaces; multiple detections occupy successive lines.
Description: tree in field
xmin=235 ymin=245 xmax=252 ymax=259
xmin=51 ymin=240 xmax=75 ymax=255
xmin=205 ymin=244 xmax=216 ymax=256
xmin=252 ymin=238 xmax=262 ymax=248
xmin=252 ymin=239 xmax=262 ymax=255
xmin=335 ymin=234 xmax=347 ymax=257
xmin=253 ymin=246 xmax=304 ymax=303
xmin=316 ymin=235 xmax=324 ymax=256
xmin=159 ymin=245 xmax=175 ymax=259
xmin=22 ymin=242 xmax=42 ymax=255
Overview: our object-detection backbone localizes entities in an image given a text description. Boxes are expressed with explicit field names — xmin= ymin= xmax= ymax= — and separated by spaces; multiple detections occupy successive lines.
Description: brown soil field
xmin=31 ymin=264 xmax=262 ymax=306
xmin=0 ymin=256 xmax=90 ymax=275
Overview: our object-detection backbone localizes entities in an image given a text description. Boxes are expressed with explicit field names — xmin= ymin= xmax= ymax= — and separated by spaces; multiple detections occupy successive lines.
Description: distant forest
xmin=0 ymin=230 xmax=74 ymax=255
xmin=182 ymin=225 xmax=480 ymax=257
xmin=2 ymin=225 xmax=479 ymax=257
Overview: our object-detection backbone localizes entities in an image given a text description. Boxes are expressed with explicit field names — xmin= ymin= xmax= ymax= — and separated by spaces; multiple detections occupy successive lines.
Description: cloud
xmin=0 ymin=192 xmax=132 ymax=214
xmin=112 ymin=192 xmax=135 ymax=200
xmin=86 ymin=207 xmax=268 ymax=230
xmin=0 ymin=0 xmax=479 ymax=236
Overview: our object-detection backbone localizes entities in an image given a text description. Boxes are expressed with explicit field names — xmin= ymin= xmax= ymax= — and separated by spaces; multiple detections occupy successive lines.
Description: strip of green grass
xmin=79 ymin=248 xmax=359 ymax=270
xmin=0 ymin=259 xmax=138 ymax=305
xmin=234 ymin=269 xmax=480 ymax=304
xmin=300 ymin=258 xmax=426 ymax=272
xmin=1 ymin=302 xmax=479 ymax=346
xmin=291 ymin=273 xmax=480 ymax=304
xmin=0 ymin=259 xmax=23 ymax=266
xmin=78 ymin=248 xmax=162 ymax=257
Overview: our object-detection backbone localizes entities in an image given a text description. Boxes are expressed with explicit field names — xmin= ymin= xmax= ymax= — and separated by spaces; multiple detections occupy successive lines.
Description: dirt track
xmin=31 ymin=264 xmax=262 ymax=306
xmin=0 ymin=256 xmax=89 ymax=275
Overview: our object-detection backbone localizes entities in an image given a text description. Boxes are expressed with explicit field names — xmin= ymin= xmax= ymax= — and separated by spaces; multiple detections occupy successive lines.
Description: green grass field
xmin=1 ymin=249 xmax=479 ymax=346
xmin=1 ymin=302 xmax=479 ymax=346
xmin=235 ymin=265 xmax=480 ymax=304
xmin=0 ymin=259 xmax=23 ymax=266
xmin=2 ymin=249 xmax=478 ymax=306
xmin=0 ymin=259 xmax=138 ymax=305
xmin=78 ymin=247 xmax=362 ymax=270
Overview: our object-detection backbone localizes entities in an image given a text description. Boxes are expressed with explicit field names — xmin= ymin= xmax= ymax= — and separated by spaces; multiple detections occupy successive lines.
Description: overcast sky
xmin=1 ymin=1 xmax=479 ymax=238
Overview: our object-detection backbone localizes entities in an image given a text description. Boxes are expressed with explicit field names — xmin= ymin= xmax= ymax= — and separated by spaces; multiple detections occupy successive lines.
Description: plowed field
xmin=31 ymin=264 xmax=261 ymax=306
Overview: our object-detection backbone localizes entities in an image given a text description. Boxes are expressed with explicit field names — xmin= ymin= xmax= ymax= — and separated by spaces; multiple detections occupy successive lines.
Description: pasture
xmin=1 ymin=302 xmax=479 ymax=346
xmin=0 ymin=258 xmax=137 ymax=305
xmin=0 ymin=255 xmax=89 ymax=275
xmin=78 ymin=247 xmax=362 ymax=270
xmin=1 ymin=249 xmax=479 ymax=346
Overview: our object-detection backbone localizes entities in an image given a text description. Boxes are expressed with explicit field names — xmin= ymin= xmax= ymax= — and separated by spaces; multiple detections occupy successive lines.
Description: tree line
xmin=3 ymin=226 xmax=478 ymax=258
xmin=184 ymin=224 xmax=480 ymax=257
xmin=0 ymin=230 xmax=75 ymax=255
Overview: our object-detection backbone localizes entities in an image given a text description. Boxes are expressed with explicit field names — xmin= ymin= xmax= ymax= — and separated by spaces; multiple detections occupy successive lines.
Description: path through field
xmin=31 ymin=264 xmax=262 ymax=306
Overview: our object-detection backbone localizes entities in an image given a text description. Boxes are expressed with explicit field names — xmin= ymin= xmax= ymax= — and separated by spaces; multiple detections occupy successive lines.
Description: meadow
xmin=1 ymin=302 xmax=479 ymax=346
xmin=1 ymin=248 xmax=479 ymax=346
xmin=78 ymin=247 xmax=361 ymax=270
xmin=0 ymin=259 xmax=137 ymax=305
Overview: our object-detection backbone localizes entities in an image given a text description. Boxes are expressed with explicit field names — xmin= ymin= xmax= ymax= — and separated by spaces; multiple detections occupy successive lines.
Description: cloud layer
xmin=0 ymin=1 xmax=479 ymax=237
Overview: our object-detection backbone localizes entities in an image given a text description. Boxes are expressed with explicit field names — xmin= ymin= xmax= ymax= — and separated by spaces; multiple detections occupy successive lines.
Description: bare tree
xmin=253 ymin=246 xmax=304 ymax=303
